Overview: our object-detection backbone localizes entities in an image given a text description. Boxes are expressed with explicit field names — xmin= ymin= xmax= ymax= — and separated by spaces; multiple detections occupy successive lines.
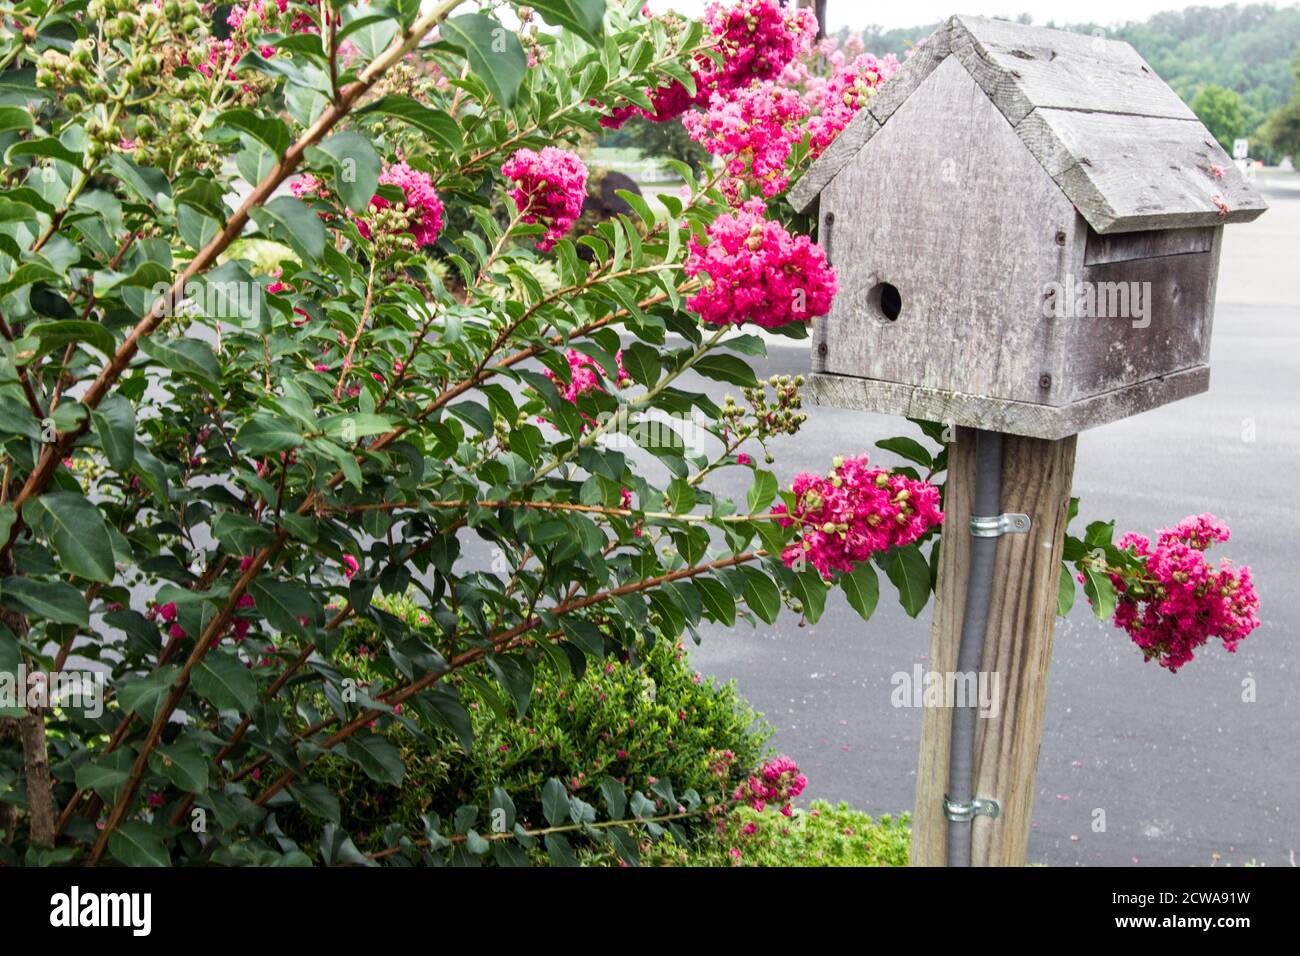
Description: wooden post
xmin=910 ymin=427 xmax=1077 ymax=866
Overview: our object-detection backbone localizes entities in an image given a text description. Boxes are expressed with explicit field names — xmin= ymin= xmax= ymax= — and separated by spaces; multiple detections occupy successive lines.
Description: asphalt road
xmin=683 ymin=169 xmax=1300 ymax=867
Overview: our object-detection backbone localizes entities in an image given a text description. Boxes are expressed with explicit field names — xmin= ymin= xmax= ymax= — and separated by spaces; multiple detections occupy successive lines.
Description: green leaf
xmin=251 ymin=196 xmax=326 ymax=263
xmin=192 ymin=651 xmax=259 ymax=713
xmin=26 ymin=492 xmax=116 ymax=583
xmin=1081 ymin=564 xmax=1118 ymax=621
xmin=29 ymin=319 xmax=116 ymax=361
xmin=740 ymin=567 xmax=781 ymax=624
xmin=620 ymin=342 xmax=660 ymax=386
xmin=747 ymin=470 xmax=777 ymax=513
xmin=694 ymin=577 xmax=736 ymax=625
xmin=489 ymin=786 xmax=516 ymax=831
xmin=0 ymin=106 xmax=33 ymax=133
xmin=599 ymin=776 xmax=626 ymax=818
xmin=91 ymin=394 xmax=135 ymax=471
xmin=665 ymin=477 xmax=694 ymax=514
xmin=341 ymin=6 xmax=398 ymax=59
xmin=344 ymin=735 xmax=405 ymax=786
xmin=115 ymin=666 xmax=180 ymax=722
xmin=138 ymin=337 xmax=220 ymax=391
xmin=789 ymin=569 xmax=828 ymax=623
xmin=359 ymin=95 xmax=463 ymax=151
xmin=248 ymin=578 xmax=315 ymax=636
xmin=236 ymin=414 xmax=304 ymax=455
xmin=75 ymin=759 xmax=130 ymax=801
xmin=542 ymin=777 xmax=569 ymax=827
xmin=308 ymin=131 xmax=380 ymax=214
xmin=1057 ymin=563 xmax=1076 ymax=616
xmin=527 ymin=0 xmax=606 ymax=47
xmin=156 ymin=741 xmax=210 ymax=794
xmin=108 ymin=821 xmax=170 ymax=867
xmin=875 ymin=436 xmax=933 ymax=470
xmin=885 ymin=546 xmax=930 ymax=618
xmin=210 ymin=108 xmax=291 ymax=156
xmin=841 ymin=562 xmax=880 ymax=621
xmin=289 ymin=782 xmax=341 ymax=824
xmin=692 ymin=353 xmax=758 ymax=387
xmin=6 ymin=137 xmax=83 ymax=169
xmin=104 ymin=154 xmax=171 ymax=205
xmin=443 ymin=14 xmax=528 ymax=108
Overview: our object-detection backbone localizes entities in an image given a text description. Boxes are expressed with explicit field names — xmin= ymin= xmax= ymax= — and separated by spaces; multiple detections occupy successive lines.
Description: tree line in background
xmin=852 ymin=4 xmax=1300 ymax=163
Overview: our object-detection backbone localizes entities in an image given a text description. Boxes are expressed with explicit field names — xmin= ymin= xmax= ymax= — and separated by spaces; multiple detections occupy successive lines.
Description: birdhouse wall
xmin=814 ymin=55 xmax=1078 ymax=406
xmin=1057 ymin=221 xmax=1222 ymax=403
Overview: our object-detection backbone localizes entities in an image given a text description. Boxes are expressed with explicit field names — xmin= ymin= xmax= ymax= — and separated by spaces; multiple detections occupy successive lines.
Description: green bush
xmin=703 ymin=801 xmax=911 ymax=867
xmin=279 ymin=593 xmax=771 ymax=854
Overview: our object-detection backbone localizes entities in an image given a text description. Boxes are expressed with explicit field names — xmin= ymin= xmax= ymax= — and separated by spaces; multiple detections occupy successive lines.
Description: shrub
xmin=715 ymin=801 xmax=911 ymax=867
xmin=277 ymin=593 xmax=770 ymax=856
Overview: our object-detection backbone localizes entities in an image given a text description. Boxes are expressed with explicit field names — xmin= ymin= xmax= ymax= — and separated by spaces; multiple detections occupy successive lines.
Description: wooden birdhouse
xmin=788 ymin=15 xmax=1267 ymax=439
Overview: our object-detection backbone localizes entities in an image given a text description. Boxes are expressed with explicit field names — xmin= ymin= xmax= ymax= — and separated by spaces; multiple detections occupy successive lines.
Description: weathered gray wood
xmin=911 ymin=428 xmax=1077 ymax=866
xmin=818 ymin=56 xmax=1078 ymax=405
xmin=968 ymin=431 xmax=1077 ymax=866
xmin=1062 ymin=249 xmax=1217 ymax=401
xmin=950 ymin=15 xmax=1195 ymax=126
xmin=787 ymin=20 xmax=951 ymax=214
xmin=791 ymin=15 xmax=1268 ymax=235
xmin=1015 ymin=108 xmax=1267 ymax=233
xmin=1084 ymin=224 xmax=1216 ymax=265
xmin=787 ymin=111 xmax=880 ymax=213
xmin=867 ymin=20 xmax=952 ymax=127
xmin=909 ymin=428 xmax=975 ymax=867
xmin=808 ymin=365 xmax=1211 ymax=439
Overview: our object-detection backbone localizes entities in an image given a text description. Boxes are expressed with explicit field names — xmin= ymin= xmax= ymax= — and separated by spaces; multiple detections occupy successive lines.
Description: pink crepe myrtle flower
xmin=683 ymin=81 xmax=807 ymax=197
xmin=697 ymin=0 xmax=817 ymax=95
xmin=771 ymin=454 xmax=943 ymax=578
xmin=684 ymin=198 xmax=837 ymax=328
xmin=501 ymin=147 xmax=588 ymax=252
xmin=601 ymin=0 xmax=815 ymax=128
xmin=289 ymin=173 xmax=325 ymax=199
xmin=732 ymin=755 xmax=807 ymax=816
xmin=805 ymin=53 xmax=899 ymax=156
xmin=544 ymin=348 xmax=629 ymax=403
xmin=737 ymin=453 xmax=752 ymax=465
xmin=1095 ymin=514 xmax=1260 ymax=672
xmin=341 ymin=554 xmax=359 ymax=579
xmin=356 ymin=162 xmax=445 ymax=248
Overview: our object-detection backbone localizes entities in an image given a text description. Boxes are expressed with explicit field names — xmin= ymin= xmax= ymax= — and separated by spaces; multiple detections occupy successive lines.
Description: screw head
xmin=824 ymin=212 xmax=835 ymax=225
xmin=1039 ymin=373 xmax=1052 ymax=389
xmin=817 ymin=342 xmax=828 ymax=356
xmin=1054 ymin=230 xmax=1067 ymax=246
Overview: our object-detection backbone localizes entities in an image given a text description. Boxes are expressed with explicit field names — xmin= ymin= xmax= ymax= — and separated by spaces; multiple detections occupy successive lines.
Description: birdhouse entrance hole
xmin=869 ymin=281 xmax=902 ymax=322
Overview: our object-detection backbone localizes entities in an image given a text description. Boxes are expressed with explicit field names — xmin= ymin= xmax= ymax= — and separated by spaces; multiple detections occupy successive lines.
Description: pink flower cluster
xmin=697 ymin=0 xmax=818 ymax=95
xmin=356 ymin=161 xmax=445 ymax=248
xmin=683 ymin=82 xmax=807 ymax=197
xmin=732 ymin=755 xmax=807 ymax=816
xmin=194 ymin=0 xmax=319 ymax=79
xmin=805 ymin=53 xmax=898 ymax=156
xmin=1105 ymin=514 xmax=1260 ymax=672
xmin=684 ymin=198 xmax=836 ymax=328
xmin=601 ymin=0 xmax=815 ymax=128
xmin=771 ymin=454 xmax=944 ymax=578
xmin=545 ymin=348 xmax=629 ymax=403
xmin=500 ymin=147 xmax=589 ymax=253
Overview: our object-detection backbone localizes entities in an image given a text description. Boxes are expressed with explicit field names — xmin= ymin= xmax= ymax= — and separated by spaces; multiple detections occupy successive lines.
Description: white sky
xmin=643 ymin=0 xmax=1299 ymax=32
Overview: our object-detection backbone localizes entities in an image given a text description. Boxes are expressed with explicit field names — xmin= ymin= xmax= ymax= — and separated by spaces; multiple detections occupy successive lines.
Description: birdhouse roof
xmin=787 ymin=15 xmax=1267 ymax=233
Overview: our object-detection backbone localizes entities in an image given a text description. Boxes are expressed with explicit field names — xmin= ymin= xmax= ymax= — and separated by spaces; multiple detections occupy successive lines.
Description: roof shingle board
xmin=787 ymin=15 xmax=1267 ymax=234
